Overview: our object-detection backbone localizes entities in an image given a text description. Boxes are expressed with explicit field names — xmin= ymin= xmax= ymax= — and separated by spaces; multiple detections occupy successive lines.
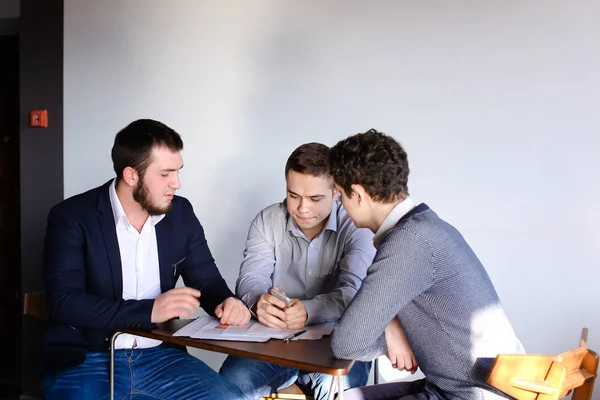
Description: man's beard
xmin=133 ymin=176 xmax=172 ymax=216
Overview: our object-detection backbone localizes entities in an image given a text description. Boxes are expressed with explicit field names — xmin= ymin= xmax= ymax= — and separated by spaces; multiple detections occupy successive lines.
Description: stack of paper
xmin=173 ymin=316 xmax=302 ymax=342
xmin=173 ymin=316 xmax=335 ymax=342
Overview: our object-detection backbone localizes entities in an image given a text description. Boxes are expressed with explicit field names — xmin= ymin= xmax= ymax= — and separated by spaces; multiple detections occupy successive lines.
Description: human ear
xmin=122 ymin=166 xmax=138 ymax=187
xmin=333 ymin=187 xmax=340 ymax=200
xmin=350 ymin=184 xmax=369 ymax=205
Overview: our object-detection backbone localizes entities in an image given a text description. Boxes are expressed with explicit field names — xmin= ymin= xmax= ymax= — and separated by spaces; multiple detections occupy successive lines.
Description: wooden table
xmin=110 ymin=319 xmax=354 ymax=400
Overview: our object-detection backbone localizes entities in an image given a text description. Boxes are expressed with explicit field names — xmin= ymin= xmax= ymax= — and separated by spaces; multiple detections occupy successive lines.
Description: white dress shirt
xmin=109 ymin=179 xmax=164 ymax=349
xmin=373 ymin=196 xmax=415 ymax=248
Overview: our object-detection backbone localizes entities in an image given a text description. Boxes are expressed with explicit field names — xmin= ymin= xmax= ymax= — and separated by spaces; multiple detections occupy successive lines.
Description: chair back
xmin=487 ymin=328 xmax=598 ymax=400
xmin=23 ymin=292 xmax=49 ymax=321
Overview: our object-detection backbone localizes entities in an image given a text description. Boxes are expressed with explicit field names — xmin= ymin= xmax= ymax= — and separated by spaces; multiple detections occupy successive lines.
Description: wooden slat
xmin=23 ymin=292 xmax=49 ymax=321
xmin=540 ymin=360 xmax=568 ymax=400
xmin=572 ymin=349 xmax=599 ymax=400
xmin=580 ymin=328 xmax=588 ymax=348
xmin=563 ymin=370 xmax=595 ymax=390
xmin=511 ymin=378 xmax=557 ymax=395
xmin=558 ymin=347 xmax=588 ymax=373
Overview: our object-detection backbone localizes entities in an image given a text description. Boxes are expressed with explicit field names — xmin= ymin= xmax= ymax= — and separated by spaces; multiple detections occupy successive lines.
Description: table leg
xmin=327 ymin=375 xmax=338 ymax=400
xmin=338 ymin=374 xmax=345 ymax=400
xmin=110 ymin=332 xmax=124 ymax=400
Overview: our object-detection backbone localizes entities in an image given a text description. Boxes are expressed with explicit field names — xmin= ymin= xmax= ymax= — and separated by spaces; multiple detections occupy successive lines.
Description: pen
xmin=283 ymin=330 xmax=307 ymax=343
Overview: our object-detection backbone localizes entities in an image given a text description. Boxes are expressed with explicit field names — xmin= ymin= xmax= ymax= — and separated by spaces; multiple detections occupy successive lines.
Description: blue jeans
xmin=42 ymin=345 xmax=244 ymax=400
xmin=219 ymin=355 xmax=371 ymax=400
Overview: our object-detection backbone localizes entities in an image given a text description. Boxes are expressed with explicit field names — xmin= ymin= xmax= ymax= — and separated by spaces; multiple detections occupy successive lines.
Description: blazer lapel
xmin=155 ymin=217 xmax=176 ymax=293
xmin=97 ymin=181 xmax=123 ymax=298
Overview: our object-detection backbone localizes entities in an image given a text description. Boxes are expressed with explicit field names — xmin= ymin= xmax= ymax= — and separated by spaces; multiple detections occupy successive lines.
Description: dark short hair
xmin=111 ymin=119 xmax=183 ymax=183
xmin=328 ymin=129 xmax=409 ymax=203
xmin=285 ymin=142 xmax=330 ymax=178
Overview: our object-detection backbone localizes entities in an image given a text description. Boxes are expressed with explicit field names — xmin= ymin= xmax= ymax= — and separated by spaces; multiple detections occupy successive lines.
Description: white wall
xmin=64 ymin=0 xmax=600 ymax=392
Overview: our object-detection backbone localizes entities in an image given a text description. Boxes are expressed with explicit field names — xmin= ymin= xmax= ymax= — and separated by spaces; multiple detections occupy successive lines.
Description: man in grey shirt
xmin=328 ymin=129 xmax=525 ymax=400
xmin=219 ymin=143 xmax=378 ymax=400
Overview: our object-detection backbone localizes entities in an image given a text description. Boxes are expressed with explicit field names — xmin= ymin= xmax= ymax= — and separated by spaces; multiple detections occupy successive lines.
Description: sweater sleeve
xmin=330 ymin=227 xmax=435 ymax=361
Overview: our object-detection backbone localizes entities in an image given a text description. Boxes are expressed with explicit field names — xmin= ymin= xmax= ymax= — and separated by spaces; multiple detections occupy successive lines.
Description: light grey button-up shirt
xmin=236 ymin=200 xmax=376 ymax=325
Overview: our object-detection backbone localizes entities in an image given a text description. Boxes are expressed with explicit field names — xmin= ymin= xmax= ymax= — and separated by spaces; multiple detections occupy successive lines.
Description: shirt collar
xmin=324 ymin=200 xmax=339 ymax=232
xmin=286 ymin=199 xmax=340 ymax=237
xmin=373 ymin=196 xmax=415 ymax=248
xmin=109 ymin=179 xmax=165 ymax=227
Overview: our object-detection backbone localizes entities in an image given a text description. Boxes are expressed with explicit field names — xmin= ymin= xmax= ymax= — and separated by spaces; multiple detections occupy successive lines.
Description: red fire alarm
xmin=30 ymin=110 xmax=48 ymax=127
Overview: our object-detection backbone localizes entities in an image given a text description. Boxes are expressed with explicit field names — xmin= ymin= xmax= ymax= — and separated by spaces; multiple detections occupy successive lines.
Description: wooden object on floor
xmin=23 ymin=292 xmax=49 ymax=321
xmin=261 ymin=383 xmax=312 ymax=399
xmin=487 ymin=327 xmax=598 ymax=400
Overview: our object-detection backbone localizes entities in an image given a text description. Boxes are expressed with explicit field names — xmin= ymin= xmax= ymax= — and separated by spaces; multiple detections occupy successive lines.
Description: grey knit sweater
xmin=331 ymin=204 xmax=524 ymax=400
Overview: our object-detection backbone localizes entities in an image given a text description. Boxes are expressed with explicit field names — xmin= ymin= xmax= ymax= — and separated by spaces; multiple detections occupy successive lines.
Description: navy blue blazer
xmin=42 ymin=180 xmax=234 ymax=377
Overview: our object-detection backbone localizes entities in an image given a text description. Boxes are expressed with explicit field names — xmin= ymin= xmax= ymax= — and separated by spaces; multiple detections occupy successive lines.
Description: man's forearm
xmin=47 ymin=290 xmax=155 ymax=330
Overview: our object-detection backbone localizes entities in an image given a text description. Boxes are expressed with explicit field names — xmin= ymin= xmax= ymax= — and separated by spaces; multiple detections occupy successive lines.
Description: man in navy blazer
xmin=42 ymin=119 xmax=250 ymax=400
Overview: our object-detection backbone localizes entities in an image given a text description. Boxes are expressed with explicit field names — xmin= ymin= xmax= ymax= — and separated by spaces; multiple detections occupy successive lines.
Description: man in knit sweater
xmin=328 ymin=129 xmax=525 ymax=400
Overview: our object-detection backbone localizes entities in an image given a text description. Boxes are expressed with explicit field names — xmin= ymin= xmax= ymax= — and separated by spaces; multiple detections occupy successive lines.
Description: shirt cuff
xmin=303 ymin=299 xmax=320 ymax=325
xmin=244 ymin=294 xmax=261 ymax=319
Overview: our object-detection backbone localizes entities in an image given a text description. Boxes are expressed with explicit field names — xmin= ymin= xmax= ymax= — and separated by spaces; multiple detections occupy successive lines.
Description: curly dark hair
xmin=328 ymin=129 xmax=409 ymax=203
xmin=285 ymin=142 xmax=330 ymax=178
xmin=111 ymin=119 xmax=183 ymax=183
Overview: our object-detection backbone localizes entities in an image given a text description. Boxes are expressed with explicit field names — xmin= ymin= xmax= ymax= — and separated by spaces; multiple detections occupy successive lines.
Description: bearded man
xmin=41 ymin=119 xmax=249 ymax=400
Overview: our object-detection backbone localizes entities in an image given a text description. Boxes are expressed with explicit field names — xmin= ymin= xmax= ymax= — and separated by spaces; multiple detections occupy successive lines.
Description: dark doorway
xmin=0 ymin=33 xmax=21 ymax=397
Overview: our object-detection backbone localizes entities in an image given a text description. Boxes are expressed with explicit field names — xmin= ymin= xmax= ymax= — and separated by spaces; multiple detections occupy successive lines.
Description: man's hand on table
xmin=215 ymin=297 xmax=251 ymax=326
xmin=151 ymin=287 xmax=200 ymax=323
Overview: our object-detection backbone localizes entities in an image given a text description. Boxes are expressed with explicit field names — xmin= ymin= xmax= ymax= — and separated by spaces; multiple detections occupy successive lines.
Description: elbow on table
xmin=331 ymin=348 xmax=355 ymax=361
xmin=331 ymin=326 xmax=382 ymax=361
xmin=330 ymin=331 xmax=360 ymax=360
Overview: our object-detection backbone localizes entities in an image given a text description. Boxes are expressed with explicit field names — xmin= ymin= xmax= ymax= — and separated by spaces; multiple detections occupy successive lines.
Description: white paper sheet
xmin=173 ymin=316 xmax=335 ymax=342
